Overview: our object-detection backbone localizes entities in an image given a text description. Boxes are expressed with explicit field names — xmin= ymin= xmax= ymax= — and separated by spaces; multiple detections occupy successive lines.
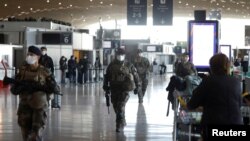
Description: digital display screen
xmin=188 ymin=20 xmax=219 ymax=71
xmin=219 ymin=45 xmax=231 ymax=60
xmin=103 ymin=41 xmax=112 ymax=48
xmin=42 ymin=32 xmax=72 ymax=45
xmin=147 ymin=46 xmax=156 ymax=52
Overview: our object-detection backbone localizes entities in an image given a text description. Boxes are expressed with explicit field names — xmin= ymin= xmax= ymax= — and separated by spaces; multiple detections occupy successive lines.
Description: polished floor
xmin=0 ymin=74 xmax=175 ymax=141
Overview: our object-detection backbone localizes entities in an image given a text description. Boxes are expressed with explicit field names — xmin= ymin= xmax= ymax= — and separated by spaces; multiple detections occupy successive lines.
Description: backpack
xmin=183 ymin=75 xmax=202 ymax=96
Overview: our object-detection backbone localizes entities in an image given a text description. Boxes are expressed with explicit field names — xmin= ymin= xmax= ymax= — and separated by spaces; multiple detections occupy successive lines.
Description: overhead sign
xmin=153 ymin=0 xmax=173 ymax=25
xmin=42 ymin=32 xmax=72 ymax=45
xmin=127 ymin=0 xmax=147 ymax=25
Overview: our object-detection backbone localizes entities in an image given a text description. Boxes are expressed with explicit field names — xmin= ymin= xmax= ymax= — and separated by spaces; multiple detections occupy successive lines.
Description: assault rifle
xmin=105 ymin=90 xmax=111 ymax=114
xmin=3 ymin=76 xmax=64 ymax=96
xmin=1 ymin=60 xmax=62 ymax=96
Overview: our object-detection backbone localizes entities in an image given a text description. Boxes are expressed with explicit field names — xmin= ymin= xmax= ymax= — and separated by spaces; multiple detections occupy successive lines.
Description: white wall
xmin=73 ymin=32 xmax=94 ymax=51
xmin=0 ymin=44 xmax=22 ymax=79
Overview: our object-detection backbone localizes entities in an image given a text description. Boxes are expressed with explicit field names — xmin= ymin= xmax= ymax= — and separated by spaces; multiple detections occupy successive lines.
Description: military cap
xmin=28 ymin=46 xmax=41 ymax=56
xmin=116 ymin=48 xmax=125 ymax=55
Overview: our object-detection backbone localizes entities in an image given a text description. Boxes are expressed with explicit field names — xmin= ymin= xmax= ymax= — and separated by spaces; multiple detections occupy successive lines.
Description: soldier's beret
xmin=28 ymin=46 xmax=41 ymax=56
xmin=116 ymin=48 xmax=125 ymax=55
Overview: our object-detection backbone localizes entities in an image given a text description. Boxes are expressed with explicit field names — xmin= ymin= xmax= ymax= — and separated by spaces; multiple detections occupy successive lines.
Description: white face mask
xmin=42 ymin=51 xmax=46 ymax=55
xmin=117 ymin=55 xmax=125 ymax=61
xmin=26 ymin=55 xmax=37 ymax=65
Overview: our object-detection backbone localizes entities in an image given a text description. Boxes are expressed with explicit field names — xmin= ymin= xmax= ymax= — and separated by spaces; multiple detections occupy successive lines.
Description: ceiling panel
xmin=0 ymin=0 xmax=249 ymax=27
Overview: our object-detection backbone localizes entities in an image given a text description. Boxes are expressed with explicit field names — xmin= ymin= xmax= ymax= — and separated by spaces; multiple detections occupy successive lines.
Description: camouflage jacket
xmin=11 ymin=64 xmax=58 ymax=109
xmin=133 ymin=56 xmax=150 ymax=77
xmin=104 ymin=59 xmax=141 ymax=91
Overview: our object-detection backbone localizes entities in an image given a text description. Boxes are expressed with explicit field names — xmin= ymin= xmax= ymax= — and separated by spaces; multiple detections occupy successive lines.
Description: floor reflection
xmin=136 ymin=104 xmax=148 ymax=140
xmin=0 ymin=74 xmax=174 ymax=141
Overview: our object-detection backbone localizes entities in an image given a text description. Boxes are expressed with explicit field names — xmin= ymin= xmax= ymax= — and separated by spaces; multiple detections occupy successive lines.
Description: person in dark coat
xmin=82 ymin=56 xmax=90 ymax=83
xmin=186 ymin=53 xmax=243 ymax=141
xmin=59 ymin=56 xmax=67 ymax=84
xmin=39 ymin=47 xmax=54 ymax=74
xmin=68 ymin=55 xmax=77 ymax=83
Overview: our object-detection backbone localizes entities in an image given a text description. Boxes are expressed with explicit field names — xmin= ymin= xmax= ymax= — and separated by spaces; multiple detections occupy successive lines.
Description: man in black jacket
xmin=39 ymin=47 xmax=54 ymax=75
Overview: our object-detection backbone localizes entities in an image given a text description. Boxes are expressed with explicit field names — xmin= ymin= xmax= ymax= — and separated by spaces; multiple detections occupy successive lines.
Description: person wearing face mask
xmin=39 ymin=46 xmax=54 ymax=75
xmin=103 ymin=48 xmax=141 ymax=132
xmin=68 ymin=55 xmax=77 ymax=84
xmin=133 ymin=49 xmax=150 ymax=103
xmin=59 ymin=56 xmax=68 ymax=84
xmin=8 ymin=46 xmax=59 ymax=141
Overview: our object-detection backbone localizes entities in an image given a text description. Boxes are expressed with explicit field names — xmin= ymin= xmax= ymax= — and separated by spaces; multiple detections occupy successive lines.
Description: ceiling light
xmin=59 ymin=2 xmax=62 ymax=5
xmin=4 ymin=4 xmax=7 ymax=7
xmin=178 ymin=1 xmax=182 ymax=4
xmin=216 ymin=3 xmax=219 ymax=6
xmin=18 ymin=6 xmax=21 ymax=9
xmin=30 ymin=8 xmax=33 ymax=11
xmin=70 ymin=4 xmax=73 ymax=7
xmin=110 ymin=4 xmax=113 ymax=6
xmin=90 ymin=0 xmax=93 ymax=2
xmin=86 ymin=7 xmax=89 ymax=10
xmin=186 ymin=3 xmax=189 ymax=6
xmin=47 ymin=0 xmax=50 ymax=3
xmin=193 ymin=5 xmax=196 ymax=8
xmin=100 ymin=1 xmax=103 ymax=4
xmin=151 ymin=4 xmax=153 ymax=7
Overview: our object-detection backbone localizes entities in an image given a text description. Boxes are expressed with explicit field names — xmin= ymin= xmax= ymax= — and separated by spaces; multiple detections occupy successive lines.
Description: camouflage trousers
xmin=111 ymin=90 xmax=129 ymax=128
xmin=138 ymin=78 xmax=148 ymax=100
xmin=17 ymin=103 xmax=48 ymax=141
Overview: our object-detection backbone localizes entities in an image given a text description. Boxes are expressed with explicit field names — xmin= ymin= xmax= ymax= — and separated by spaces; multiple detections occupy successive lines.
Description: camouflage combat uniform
xmin=11 ymin=64 xmax=57 ymax=141
xmin=133 ymin=56 xmax=150 ymax=103
xmin=104 ymin=59 xmax=140 ymax=132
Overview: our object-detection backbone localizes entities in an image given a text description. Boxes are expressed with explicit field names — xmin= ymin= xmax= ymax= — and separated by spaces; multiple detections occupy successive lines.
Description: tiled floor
xmin=0 ymin=74 xmax=174 ymax=141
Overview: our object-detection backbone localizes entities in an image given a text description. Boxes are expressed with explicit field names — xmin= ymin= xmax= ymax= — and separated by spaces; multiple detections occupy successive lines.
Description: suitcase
xmin=51 ymin=94 xmax=61 ymax=109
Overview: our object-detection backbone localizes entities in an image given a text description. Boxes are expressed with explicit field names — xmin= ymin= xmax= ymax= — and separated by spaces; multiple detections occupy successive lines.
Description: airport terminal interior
xmin=1 ymin=74 xmax=174 ymax=141
xmin=1 ymin=0 xmax=250 ymax=141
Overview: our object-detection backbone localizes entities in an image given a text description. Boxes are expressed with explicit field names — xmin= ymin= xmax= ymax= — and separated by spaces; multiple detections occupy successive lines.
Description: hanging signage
xmin=127 ymin=0 xmax=147 ymax=25
xmin=153 ymin=0 xmax=173 ymax=25
xmin=42 ymin=32 xmax=72 ymax=45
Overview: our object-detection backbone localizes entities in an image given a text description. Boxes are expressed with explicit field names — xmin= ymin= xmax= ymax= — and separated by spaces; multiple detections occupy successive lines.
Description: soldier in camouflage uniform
xmin=103 ymin=48 xmax=141 ymax=132
xmin=10 ymin=46 xmax=58 ymax=141
xmin=133 ymin=49 xmax=150 ymax=103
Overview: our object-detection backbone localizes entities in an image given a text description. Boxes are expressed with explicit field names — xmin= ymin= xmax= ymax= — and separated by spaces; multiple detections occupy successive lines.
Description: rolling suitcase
xmin=51 ymin=94 xmax=61 ymax=109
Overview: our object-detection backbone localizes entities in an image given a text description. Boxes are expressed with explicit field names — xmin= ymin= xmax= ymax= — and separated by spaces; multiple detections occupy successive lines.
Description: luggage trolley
xmin=172 ymin=90 xmax=202 ymax=141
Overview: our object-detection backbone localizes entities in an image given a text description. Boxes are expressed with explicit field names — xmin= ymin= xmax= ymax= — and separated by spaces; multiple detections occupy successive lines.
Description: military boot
xmin=116 ymin=122 xmax=125 ymax=132
xmin=116 ymin=123 xmax=121 ymax=132
xmin=122 ymin=120 xmax=127 ymax=127
xmin=139 ymin=98 xmax=143 ymax=103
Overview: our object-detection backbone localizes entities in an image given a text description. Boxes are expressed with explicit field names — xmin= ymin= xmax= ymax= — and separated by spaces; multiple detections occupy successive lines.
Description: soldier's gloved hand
xmin=103 ymin=85 xmax=110 ymax=92
xmin=134 ymin=87 xmax=140 ymax=95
